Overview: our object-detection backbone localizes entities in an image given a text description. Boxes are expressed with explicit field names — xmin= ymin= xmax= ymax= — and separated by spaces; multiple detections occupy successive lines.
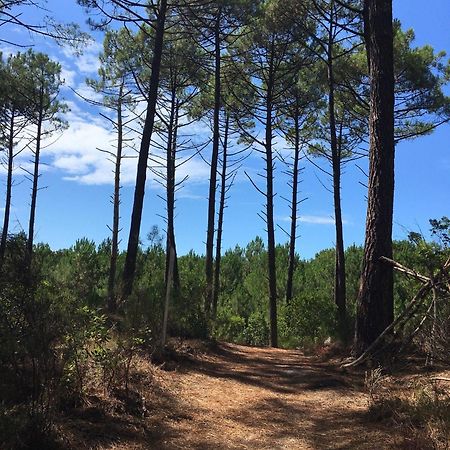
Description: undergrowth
xmin=365 ymin=368 xmax=450 ymax=450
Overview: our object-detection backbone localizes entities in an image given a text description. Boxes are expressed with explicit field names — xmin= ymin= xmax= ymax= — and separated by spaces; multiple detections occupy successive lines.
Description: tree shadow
xmin=171 ymin=342 xmax=363 ymax=395
xmin=60 ymin=379 xmax=191 ymax=449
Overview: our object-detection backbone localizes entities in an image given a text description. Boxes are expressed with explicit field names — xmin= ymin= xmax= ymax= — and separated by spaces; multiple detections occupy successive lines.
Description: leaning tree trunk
xmin=25 ymin=96 xmax=44 ymax=270
xmin=266 ymin=44 xmax=278 ymax=348
xmin=107 ymin=86 xmax=124 ymax=314
xmin=121 ymin=0 xmax=168 ymax=300
xmin=0 ymin=110 xmax=15 ymax=271
xmin=355 ymin=0 xmax=395 ymax=354
xmin=286 ymin=103 xmax=300 ymax=305
xmin=205 ymin=7 xmax=222 ymax=318
xmin=212 ymin=112 xmax=230 ymax=320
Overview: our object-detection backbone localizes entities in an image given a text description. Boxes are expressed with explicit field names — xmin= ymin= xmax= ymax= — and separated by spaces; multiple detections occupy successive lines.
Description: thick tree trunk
xmin=0 ymin=111 xmax=15 ymax=270
xmin=107 ymin=87 xmax=123 ymax=314
xmin=286 ymin=105 xmax=300 ymax=305
xmin=205 ymin=8 xmax=222 ymax=317
xmin=121 ymin=0 xmax=168 ymax=300
xmin=266 ymin=44 xmax=278 ymax=348
xmin=355 ymin=0 xmax=395 ymax=354
xmin=25 ymin=101 xmax=44 ymax=269
xmin=212 ymin=113 xmax=230 ymax=320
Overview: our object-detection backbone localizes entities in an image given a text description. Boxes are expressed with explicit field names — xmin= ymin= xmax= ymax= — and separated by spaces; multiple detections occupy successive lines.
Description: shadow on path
xmin=173 ymin=342 xmax=362 ymax=394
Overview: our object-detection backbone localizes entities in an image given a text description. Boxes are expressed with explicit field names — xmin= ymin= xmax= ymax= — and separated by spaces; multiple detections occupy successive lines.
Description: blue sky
xmin=0 ymin=0 xmax=449 ymax=259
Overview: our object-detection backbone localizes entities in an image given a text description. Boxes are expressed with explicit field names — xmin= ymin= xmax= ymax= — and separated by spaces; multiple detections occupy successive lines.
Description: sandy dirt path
xmin=65 ymin=342 xmax=410 ymax=449
xmin=140 ymin=342 xmax=403 ymax=450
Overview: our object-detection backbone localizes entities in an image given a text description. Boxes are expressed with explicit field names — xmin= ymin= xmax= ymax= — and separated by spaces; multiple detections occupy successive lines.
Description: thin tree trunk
xmin=326 ymin=2 xmax=347 ymax=340
xmin=266 ymin=42 xmax=278 ymax=348
xmin=170 ymin=105 xmax=180 ymax=289
xmin=25 ymin=99 xmax=44 ymax=269
xmin=212 ymin=112 xmax=230 ymax=320
xmin=205 ymin=8 xmax=222 ymax=318
xmin=355 ymin=0 xmax=395 ymax=354
xmin=286 ymin=103 xmax=300 ymax=305
xmin=0 ymin=110 xmax=15 ymax=270
xmin=161 ymin=244 xmax=175 ymax=347
xmin=107 ymin=85 xmax=123 ymax=314
xmin=122 ymin=0 xmax=168 ymax=300
xmin=165 ymin=90 xmax=180 ymax=292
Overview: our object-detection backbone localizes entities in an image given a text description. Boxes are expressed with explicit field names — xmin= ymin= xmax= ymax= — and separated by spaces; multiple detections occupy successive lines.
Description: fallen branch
xmin=380 ymin=256 xmax=430 ymax=283
xmin=398 ymin=298 xmax=434 ymax=353
xmin=343 ymin=256 xmax=450 ymax=368
xmin=342 ymin=281 xmax=433 ymax=368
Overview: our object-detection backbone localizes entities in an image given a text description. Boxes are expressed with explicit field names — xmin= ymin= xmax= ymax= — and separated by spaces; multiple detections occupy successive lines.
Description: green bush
xmin=243 ymin=310 xmax=269 ymax=346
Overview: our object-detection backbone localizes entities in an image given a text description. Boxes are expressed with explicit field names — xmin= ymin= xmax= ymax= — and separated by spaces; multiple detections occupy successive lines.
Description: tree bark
xmin=205 ymin=7 xmax=222 ymax=318
xmin=286 ymin=103 xmax=300 ymax=305
xmin=161 ymin=244 xmax=175 ymax=347
xmin=326 ymin=10 xmax=347 ymax=340
xmin=212 ymin=112 xmax=230 ymax=319
xmin=266 ymin=41 xmax=278 ymax=348
xmin=165 ymin=90 xmax=180 ymax=292
xmin=355 ymin=0 xmax=395 ymax=354
xmin=107 ymin=85 xmax=123 ymax=313
xmin=121 ymin=0 xmax=168 ymax=300
xmin=0 ymin=110 xmax=15 ymax=270
xmin=25 ymin=94 xmax=44 ymax=269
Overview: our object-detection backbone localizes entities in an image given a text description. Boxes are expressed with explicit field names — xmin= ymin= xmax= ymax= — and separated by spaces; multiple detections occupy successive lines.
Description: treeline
xmin=2 ymin=227 xmax=448 ymax=347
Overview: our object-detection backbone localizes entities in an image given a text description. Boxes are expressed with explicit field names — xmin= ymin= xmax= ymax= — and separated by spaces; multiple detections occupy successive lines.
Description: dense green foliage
xmin=3 ymin=222 xmax=448 ymax=349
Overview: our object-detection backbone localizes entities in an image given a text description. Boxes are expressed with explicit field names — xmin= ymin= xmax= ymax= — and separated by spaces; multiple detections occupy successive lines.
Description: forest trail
xmin=150 ymin=342 xmax=399 ymax=450
xmin=67 ymin=342 xmax=407 ymax=449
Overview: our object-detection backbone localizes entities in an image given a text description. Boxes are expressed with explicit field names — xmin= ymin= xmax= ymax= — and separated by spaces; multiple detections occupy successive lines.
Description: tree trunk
xmin=355 ymin=0 xmax=395 ymax=354
xmin=286 ymin=103 xmax=300 ymax=305
xmin=121 ymin=0 xmax=168 ymax=300
xmin=266 ymin=42 xmax=278 ymax=348
xmin=107 ymin=85 xmax=123 ymax=314
xmin=170 ymin=106 xmax=180 ymax=289
xmin=165 ymin=90 xmax=180 ymax=292
xmin=25 ymin=97 xmax=44 ymax=269
xmin=326 ymin=12 xmax=347 ymax=340
xmin=205 ymin=7 xmax=222 ymax=318
xmin=0 ymin=110 xmax=15 ymax=270
xmin=212 ymin=112 xmax=230 ymax=320
xmin=161 ymin=244 xmax=175 ymax=347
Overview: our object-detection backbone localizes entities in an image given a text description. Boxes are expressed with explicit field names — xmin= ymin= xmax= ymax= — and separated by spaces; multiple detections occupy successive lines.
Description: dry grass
xmin=366 ymin=367 xmax=450 ymax=450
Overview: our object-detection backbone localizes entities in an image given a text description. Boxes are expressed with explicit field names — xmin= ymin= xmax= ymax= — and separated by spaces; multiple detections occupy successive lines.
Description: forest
xmin=0 ymin=0 xmax=449 ymax=449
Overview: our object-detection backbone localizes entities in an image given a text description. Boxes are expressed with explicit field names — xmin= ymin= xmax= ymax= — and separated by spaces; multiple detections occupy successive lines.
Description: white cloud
xmin=62 ymin=41 xmax=102 ymax=75
xmin=60 ymin=67 xmax=77 ymax=87
xmin=177 ymin=192 xmax=205 ymax=200
xmin=75 ymin=83 xmax=104 ymax=103
xmin=299 ymin=215 xmax=336 ymax=225
xmin=176 ymin=158 xmax=210 ymax=184
xmin=37 ymin=95 xmax=212 ymax=189
xmin=278 ymin=214 xmax=350 ymax=225
xmin=0 ymin=46 xmax=16 ymax=58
